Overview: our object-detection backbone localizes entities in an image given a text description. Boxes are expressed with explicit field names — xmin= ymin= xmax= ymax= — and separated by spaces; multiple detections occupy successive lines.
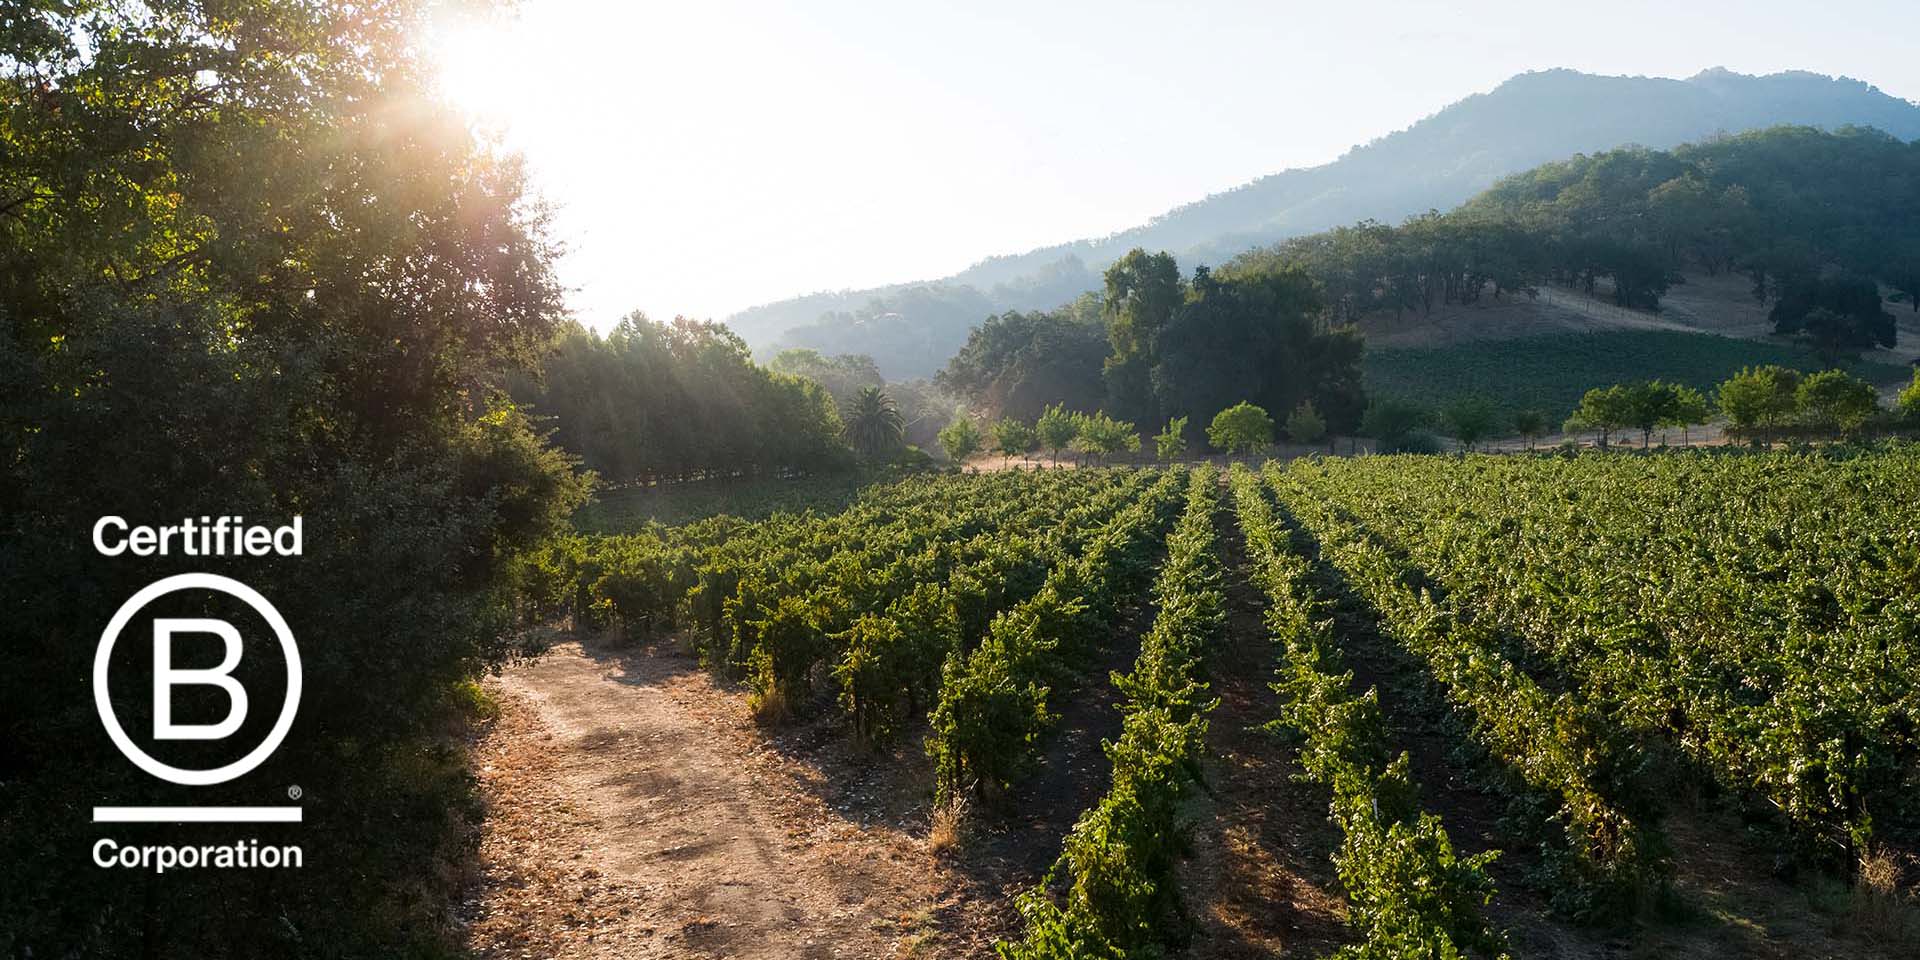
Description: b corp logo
xmin=93 ymin=573 xmax=302 ymax=786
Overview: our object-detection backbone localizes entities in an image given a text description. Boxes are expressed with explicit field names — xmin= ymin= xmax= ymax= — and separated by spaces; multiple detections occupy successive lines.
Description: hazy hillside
xmin=733 ymin=68 xmax=1920 ymax=377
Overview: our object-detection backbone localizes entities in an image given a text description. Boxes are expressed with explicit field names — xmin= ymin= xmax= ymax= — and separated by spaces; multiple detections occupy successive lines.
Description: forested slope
xmin=731 ymin=69 xmax=1920 ymax=376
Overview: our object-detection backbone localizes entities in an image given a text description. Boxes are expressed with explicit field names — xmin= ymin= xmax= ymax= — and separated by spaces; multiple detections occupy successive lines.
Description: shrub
xmin=1899 ymin=368 xmax=1920 ymax=425
xmin=939 ymin=415 xmax=984 ymax=464
xmin=1154 ymin=416 xmax=1189 ymax=461
xmin=992 ymin=417 xmax=1039 ymax=462
xmin=1286 ymin=401 xmax=1328 ymax=445
xmin=1208 ymin=401 xmax=1274 ymax=454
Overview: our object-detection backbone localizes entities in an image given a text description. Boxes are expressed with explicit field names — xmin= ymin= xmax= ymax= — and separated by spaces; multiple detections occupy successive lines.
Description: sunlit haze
xmin=427 ymin=0 xmax=1920 ymax=329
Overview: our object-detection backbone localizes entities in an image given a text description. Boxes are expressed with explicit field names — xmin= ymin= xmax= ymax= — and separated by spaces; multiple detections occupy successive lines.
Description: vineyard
xmin=1362 ymin=329 xmax=1911 ymax=420
xmin=521 ymin=446 xmax=1920 ymax=958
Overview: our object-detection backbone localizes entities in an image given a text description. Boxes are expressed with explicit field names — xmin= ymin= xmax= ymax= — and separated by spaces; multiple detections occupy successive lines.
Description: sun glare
xmin=428 ymin=19 xmax=523 ymax=124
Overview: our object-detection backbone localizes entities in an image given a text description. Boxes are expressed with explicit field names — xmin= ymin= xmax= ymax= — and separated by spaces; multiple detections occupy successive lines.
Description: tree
xmin=1664 ymin=385 xmax=1711 ymax=445
xmin=1208 ymin=402 xmax=1274 ymax=456
xmin=1361 ymin=399 xmax=1429 ymax=453
xmin=845 ymin=386 xmax=906 ymax=460
xmin=1149 ymin=261 xmax=1359 ymax=435
xmin=0 ymin=1 xmax=590 ymax=950
xmin=1899 ymin=369 xmax=1920 ymax=424
xmin=1443 ymin=397 xmax=1500 ymax=452
xmin=1511 ymin=409 xmax=1548 ymax=451
xmin=1716 ymin=366 xmax=1802 ymax=445
xmin=1795 ymin=370 xmax=1879 ymax=437
xmin=1620 ymin=381 xmax=1683 ymax=448
xmin=1285 ymin=401 xmax=1327 ymax=446
xmin=1798 ymin=309 xmax=1866 ymax=368
xmin=1154 ymin=416 xmax=1189 ymax=461
xmin=519 ymin=318 xmax=851 ymax=482
xmin=990 ymin=417 xmax=1037 ymax=464
xmin=1101 ymin=249 xmax=1184 ymax=420
xmin=1069 ymin=411 xmax=1140 ymax=464
xmin=1036 ymin=402 xmax=1080 ymax=463
xmin=938 ymin=416 xmax=983 ymax=465
xmin=1566 ymin=385 xmax=1633 ymax=448
xmin=934 ymin=303 xmax=1107 ymax=419
xmin=1769 ymin=273 xmax=1897 ymax=363
xmin=768 ymin=348 xmax=883 ymax=412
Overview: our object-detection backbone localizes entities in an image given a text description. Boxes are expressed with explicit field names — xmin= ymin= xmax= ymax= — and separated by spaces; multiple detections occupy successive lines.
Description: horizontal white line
xmin=93 ymin=806 xmax=303 ymax=823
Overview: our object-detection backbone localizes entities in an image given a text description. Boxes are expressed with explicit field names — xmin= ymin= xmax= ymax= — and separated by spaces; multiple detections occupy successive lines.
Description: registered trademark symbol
xmin=287 ymin=785 xmax=303 ymax=800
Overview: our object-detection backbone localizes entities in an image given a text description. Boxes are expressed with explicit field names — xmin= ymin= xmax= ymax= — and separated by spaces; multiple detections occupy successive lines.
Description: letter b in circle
xmin=152 ymin=618 xmax=249 ymax=740
xmin=95 ymin=574 xmax=302 ymax=787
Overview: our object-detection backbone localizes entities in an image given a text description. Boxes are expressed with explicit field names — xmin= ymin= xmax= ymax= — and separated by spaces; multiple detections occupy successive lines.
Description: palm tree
xmin=844 ymin=386 xmax=904 ymax=460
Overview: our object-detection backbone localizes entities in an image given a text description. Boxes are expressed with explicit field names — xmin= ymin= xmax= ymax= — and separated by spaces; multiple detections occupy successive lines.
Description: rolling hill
xmin=730 ymin=68 xmax=1920 ymax=378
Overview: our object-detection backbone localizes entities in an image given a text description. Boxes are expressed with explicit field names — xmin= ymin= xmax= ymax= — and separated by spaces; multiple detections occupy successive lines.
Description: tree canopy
xmin=933 ymin=297 xmax=1109 ymax=420
xmin=1232 ymin=126 xmax=1920 ymax=331
xmin=938 ymin=415 xmax=983 ymax=464
xmin=1208 ymin=402 xmax=1275 ymax=454
xmin=845 ymin=386 xmax=907 ymax=460
xmin=1716 ymin=365 xmax=1804 ymax=442
xmin=514 ymin=318 xmax=851 ymax=484
xmin=1 ymin=0 xmax=589 ymax=950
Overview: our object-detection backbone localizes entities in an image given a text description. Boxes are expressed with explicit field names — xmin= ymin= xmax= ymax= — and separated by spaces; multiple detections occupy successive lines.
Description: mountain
xmin=730 ymin=68 xmax=1920 ymax=378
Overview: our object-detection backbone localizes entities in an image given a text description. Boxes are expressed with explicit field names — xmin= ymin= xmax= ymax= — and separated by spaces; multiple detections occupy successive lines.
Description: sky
xmin=426 ymin=0 xmax=1920 ymax=329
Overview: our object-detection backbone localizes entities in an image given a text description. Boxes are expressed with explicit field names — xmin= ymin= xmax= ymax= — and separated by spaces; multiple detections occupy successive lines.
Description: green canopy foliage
xmin=514 ymin=318 xmax=852 ymax=483
xmin=1101 ymin=249 xmax=1185 ymax=420
xmin=1069 ymin=410 xmax=1140 ymax=463
xmin=1361 ymin=398 xmax=1430 ymax=451
xmin=1285 ymin=401 xmax=1327 ymax=445
xmin=1154 ymin=416 xmax=1189 ymax=461
xmin=933 ymin=297 xmax=1108 ymax=420
xmin=1234 ymin=126 xmax=1920 ymax=328
xmin=768 ymin=348 xmax=884 ymax=410
xmin=1511 ymin=409 xmax=1549 ymax=446
xmin=1899 ymin=369 xmax=1920 ymax=424
xmin=1443 ymin=397 xmax=1500 ymax=451
xmin=845 ymin=386 xmax=907 ymax=460
xmin=1208 ymin=401 xmax=1274 ymax=454
xmin=991 ymin=417 xmax=1038 ymax=461
xmin=939 ymin=415 xmax=983 ymax=464
xmin=1795 ymin=369 xmax=1880 ymax=435
xmin=1036 ymin=402 xmax=1081 ymax=460
xmin=1716 ymin=365 xmax=1803 ymax=441
xmin=1 ymin=0 xmax=590 ymax=951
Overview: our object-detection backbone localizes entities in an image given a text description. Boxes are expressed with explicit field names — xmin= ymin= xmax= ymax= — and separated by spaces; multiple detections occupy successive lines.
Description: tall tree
xmin=1101 ymin=249 xmax=1184 ymax=420
xmin=1069 ymin=410 xmax=1140 ymax=464
xmin=1664 ymin=385 xmax=1711 ymax=445
xmin=845 ymin=386 xmax=906 ymax=460
xmin=1566 ymin=385 xmax=1634 ymax=447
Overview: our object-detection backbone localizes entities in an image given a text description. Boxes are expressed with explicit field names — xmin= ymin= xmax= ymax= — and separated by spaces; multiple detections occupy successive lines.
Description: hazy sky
xmin=428 ymin=0 xmax=1920 ymax=328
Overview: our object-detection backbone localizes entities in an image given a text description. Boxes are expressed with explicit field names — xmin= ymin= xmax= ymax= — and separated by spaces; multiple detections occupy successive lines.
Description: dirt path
xmin=462 ymin=639 xmax=995 ymax=959
xmin=1179 ymin=501 xmax=1350 ymax=958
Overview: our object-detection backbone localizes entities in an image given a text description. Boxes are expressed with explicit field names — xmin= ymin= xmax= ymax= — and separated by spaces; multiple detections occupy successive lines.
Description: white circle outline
xmin=93 ymin=573 xmax=302 ymax=786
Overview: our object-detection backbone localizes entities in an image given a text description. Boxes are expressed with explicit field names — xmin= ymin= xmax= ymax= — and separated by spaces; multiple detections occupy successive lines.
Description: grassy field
xmin=1363 ymin=328 xmax=1911 ymax=419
